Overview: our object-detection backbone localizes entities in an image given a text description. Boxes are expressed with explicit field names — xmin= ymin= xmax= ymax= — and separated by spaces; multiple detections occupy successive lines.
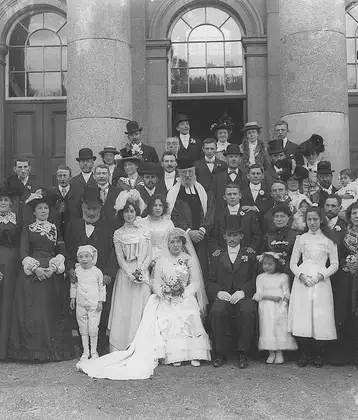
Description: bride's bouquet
xmin=132 ymin=268 xmax=144 ymax=283
xmin=344 ymin=254 xmax=358 ymax=274
xmin=161 ymin=275 xmax=185 ymax=301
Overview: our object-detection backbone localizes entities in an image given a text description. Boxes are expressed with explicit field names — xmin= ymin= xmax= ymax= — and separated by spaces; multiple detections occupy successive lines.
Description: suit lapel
xmin=222 ymin=251 xmax=233 ymax=272
xmin=233 ymin=249 xmax=244 ymax=273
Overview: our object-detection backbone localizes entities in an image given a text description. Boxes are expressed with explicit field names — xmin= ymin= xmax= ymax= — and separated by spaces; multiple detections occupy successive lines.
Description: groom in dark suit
xmin=207 ymin=215 xmax=257 ymax=369
xmin=65 ymin=186 xmax=117 ymax=354
xmin=194 ymin=138 xmax=227 ymax=191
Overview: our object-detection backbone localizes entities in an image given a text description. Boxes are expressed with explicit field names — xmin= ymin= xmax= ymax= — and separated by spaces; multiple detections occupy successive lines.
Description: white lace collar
xmin=0 ymin=212 xmax=16 ymax=225
xmin=29 ymin=220 xmax=57 ymax=242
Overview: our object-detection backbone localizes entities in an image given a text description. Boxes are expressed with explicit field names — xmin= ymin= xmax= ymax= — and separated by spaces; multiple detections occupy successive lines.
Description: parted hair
xmin=147 ymin=194 xmax=169 ymax=217
xmin=304 ymin=206 xmax=337 ymax=244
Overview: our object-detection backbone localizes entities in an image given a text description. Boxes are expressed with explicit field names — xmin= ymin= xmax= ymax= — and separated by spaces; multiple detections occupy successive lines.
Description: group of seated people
xmin=0 ymin=115 xmax=357 ymax=381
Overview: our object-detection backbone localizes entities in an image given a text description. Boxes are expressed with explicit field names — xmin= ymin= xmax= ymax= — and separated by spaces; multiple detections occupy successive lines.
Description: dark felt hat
xmin=82 ymin=186 xmax=102 ymax=207
xmin=315 ymin=160 xmax=334 ymax=174
xmin=177 ymin=156 xmax=195 ymax=170
xmin=25 ymin=188 xmax=56 ymax=210
xmin=279 ymin=162 xmax=309 ymax=183
xmin=0 ymin=179 xmax=22 ymax=198
xmin=138 ymin=162 xmax=163 ymax=176
xmin=223 ymin=215 xmax=244 ymax=233
xmin=99 ymin=146 xmax=120 ymax=157
xmin=174 ymin=113 xmax=190 ymax=126
xmin=223 ymin=144 xmax=243 ymax=156
xmin=76 ymin=148 xmax=97 ymax=162
xmin=125 ymin=121 xmax=143 ymax=135
xmin=297 ymin=134 xmax=325 ymax=157
xmin=268 ymin=140 xmax=285 ymax=155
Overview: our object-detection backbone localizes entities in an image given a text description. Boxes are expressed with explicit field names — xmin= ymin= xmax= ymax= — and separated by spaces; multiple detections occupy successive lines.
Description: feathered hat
xmin=210 ymin=112 xmax=235 ymax=134
xmin=114 ymin=189 xmax=146 ymax=215
xmin=297 ymin=134 xmax=325 ymax=156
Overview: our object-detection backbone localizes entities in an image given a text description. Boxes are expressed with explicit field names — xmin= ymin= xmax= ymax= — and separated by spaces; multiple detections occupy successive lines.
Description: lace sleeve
xmin=113 ymin=231 xmax=131 ymax=276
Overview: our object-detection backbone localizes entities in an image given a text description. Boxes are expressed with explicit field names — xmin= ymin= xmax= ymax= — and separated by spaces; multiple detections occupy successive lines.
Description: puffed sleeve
xmin=290 ymin=235 xmax=303 ymax=278
xmin=49 ymin=254 xmax=65 ymax=274
xmin=319 ymin=239 xmax=339 ymax=279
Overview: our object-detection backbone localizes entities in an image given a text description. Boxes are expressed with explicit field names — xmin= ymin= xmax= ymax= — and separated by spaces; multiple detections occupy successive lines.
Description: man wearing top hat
xmin=70 ymin=148 xmax=97 ymax=213
xmin=310 ymin=161 xmax=337 ymax=207
xmin=174 ymin=113 xmax=202 ymax=161
xmin=194 ymin=138 xmax=227 ymax=192
xmin=136 ymin=162 xmax=163 ymax=207
xmin=207 ymin=215 xmax=257 ymax=369
xmin=65 ymin=186 xmax=117 ymax=354
xmin=266 ymin=141 xmax=288 ymax=186
xmin=120 ymin=121 xmax=159 ymax=163
xmin=166 ymin=156 xmax=215 ymax=279
xmin=272 ymin=120 xmax=304 ymax=165
xmin=211 ymin=143 xmax=246 ymax=209
xmin=99 ymin=146 xmax=123 ymax=185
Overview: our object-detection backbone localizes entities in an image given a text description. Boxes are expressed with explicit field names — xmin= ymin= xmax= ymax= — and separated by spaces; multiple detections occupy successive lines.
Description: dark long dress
xmin=0 ymin=212 xmax=21 ymax=360
xmin=8 ymin=221 xmax=74 ymax=362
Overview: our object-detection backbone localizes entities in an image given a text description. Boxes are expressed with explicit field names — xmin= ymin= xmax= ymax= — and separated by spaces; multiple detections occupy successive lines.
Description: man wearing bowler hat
xmin=99 ymin=146 xmax=123 ymax=185
xmin=310 ymin=161 xmax=337 ymax=207
xmin=120 ymin=121 xmax=159 ymax=163
xmin=207 ymin=215 xmax=257 ymax=369
xmin=70 ymin=148 xmax=98 ymax=214
xmin=65 ymin=186 xmax=117 ymax=355
xmin=136 ymin=162 xmax=163 ymax=207
xmin=174 ymin=113 xmax=202 ymax=161
xmin=211 ymin=143 xmax=246 ymax=209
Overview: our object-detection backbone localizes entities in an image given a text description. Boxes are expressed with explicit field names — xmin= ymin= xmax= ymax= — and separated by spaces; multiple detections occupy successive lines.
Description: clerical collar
xmin=185 ymin=186 xmax=196 ymax=195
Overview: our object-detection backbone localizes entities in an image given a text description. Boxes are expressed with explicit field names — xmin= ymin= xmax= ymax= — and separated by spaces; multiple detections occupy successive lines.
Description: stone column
xmin=243 ymin=37 xmax=269 ymax=143
xmin=146 ymin=40 xmax=170 ymax=158
xmin=67 ymin=0 xmax=132 ymax=173
xmin=0 ymin=44 xmax=7 ymax=178
xmin=279 ymin=0 xmax=349 ymax=170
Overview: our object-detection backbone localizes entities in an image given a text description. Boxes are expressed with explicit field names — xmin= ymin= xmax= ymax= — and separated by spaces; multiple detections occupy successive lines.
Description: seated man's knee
xmin=210 ymin=300 xmax=230 ymax=317
xmin=236 ymin=298 xmax=256 ymax=314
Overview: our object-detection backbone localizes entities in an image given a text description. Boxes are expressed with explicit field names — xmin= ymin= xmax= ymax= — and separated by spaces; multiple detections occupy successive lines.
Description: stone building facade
xmin=0 ymin=0 xmax=357 ymax=186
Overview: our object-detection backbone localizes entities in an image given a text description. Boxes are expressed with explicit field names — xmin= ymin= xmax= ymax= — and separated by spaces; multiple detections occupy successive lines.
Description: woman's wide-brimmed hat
xmin=125 ymin=121 xmax=143 ymax=135
xmin=138 ymin=162 xmax=163 ymax=176
xmin=297 ymin=134 xmax=325 ymax=156
xmin=76 ymin=148 xmax=97 ymax=162
xmin=118 ymin=155 xmax=142 ymax=169
xmin=223 ymin=144 xmax=243 ymax=156
xmin=241 ymin=121 xmax=262 ymax=132
xmin=315 ymin=160 xmax=335 ymax=174
xmin=280 ymin=163 xmax=309 ymax=183
xmin=25 ymin=188 xmax=56 ymax=210
xmin=210 ymin=112 xmax=235 ymax=134
xmin=0 ymin=178 xmax=23 ymax=198
xmin=99 ymin=146 xmax=120 ymax=157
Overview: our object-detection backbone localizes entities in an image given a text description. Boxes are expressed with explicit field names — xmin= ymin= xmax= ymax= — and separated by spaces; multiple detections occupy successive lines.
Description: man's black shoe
xmin=238 ymin=353 xmax=249 ymax=369
xmin=213 ymin=355 xmax=226 ymax=367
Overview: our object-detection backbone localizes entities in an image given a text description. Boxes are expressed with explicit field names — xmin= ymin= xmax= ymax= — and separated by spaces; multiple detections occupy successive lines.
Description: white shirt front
xmin=249 ymin=182 xmax=262 ymax=201
xmin=107 ymin=164 xmax=116 ymax=184
xmin=144 ymin=186 xmax=155 ymax=196
xmin=85 ymin=222 xmax=95 ymax=238
xmin=71 ymin=266 xmax=106 ymax=307
xmin=164 ymin=171 xmax=176 ymax=191
xmin=205 ymin=157 xmax=215 ymax=172
xmin=327 ymin=216 xmax=339 ymax=230
xmin=180 ymin=133 xmax=190 ymax=149
xmin=128 ymin=173 xmax=138 ymax=187
xmin=82 ymin=172 xmax=92 ymax=183
xmin=228 ymin=203 xmax=240 ymax=215
xmin=59 ymin=185 xmax=70 ymax=197
xmin=21 ymin=176 xmax=29 ymax=186
xmin=228 ymin=168 xmax=239 ymax=182
xmin=228 ymin=244 xmax=241 ymax=263
xmin=320 ymin=184 xmax=333 ymax=194
xmin=282 ymin=137 xmax=288 ymax=149
xmin=248 ymin=141 xmax=257 ymax=165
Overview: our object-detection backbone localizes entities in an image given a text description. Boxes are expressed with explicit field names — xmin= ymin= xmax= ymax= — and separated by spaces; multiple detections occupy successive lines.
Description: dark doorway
xmin=171 ymin=98 xmax=245 ymax=144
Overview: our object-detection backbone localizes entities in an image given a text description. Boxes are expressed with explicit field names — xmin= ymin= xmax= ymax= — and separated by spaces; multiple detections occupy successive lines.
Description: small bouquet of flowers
xmin=131 ymin=268 xmax=144 ymax=283
xmin=344 ymin=254 xmax=358 ymax=273
xmin=161 ymin=275 xmax=185 ymax=301
xmin=131 ymin=143 xmax=143 ymax=157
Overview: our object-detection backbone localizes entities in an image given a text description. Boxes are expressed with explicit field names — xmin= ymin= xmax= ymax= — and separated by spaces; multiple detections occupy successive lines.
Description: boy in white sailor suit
xmin=70 ymin=245 xmax=106 ymax=361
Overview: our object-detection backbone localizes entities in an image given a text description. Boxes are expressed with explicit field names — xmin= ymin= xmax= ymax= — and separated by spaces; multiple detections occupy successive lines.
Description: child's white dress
xmin=336 ymin=182 xmax=358 ymax=211
xmin=254 ymin=273 xmax=297 ymax=351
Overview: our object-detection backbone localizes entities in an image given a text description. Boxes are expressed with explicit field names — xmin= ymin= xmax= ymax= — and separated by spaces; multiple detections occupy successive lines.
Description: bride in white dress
xmin=78 ymin=228 xmax=211 ymax=380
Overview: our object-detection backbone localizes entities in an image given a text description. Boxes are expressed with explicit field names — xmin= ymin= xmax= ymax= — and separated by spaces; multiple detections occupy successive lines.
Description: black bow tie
xmin=229 ymin=171 xmax=237 ymax=176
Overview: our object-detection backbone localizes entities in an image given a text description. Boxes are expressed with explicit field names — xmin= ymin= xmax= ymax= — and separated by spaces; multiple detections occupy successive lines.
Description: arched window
xmin=347 ymin=5 xmax=358 ymax=89
xmin=170 ymin=7 xmax=243 ymax=95
xmin=8 ymin=11 xmax=67 ymax=98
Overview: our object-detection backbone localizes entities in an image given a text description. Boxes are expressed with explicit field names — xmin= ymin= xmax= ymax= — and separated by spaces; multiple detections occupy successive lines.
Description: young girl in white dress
xmin=289 ymin=206 xmax=338 ymax=367
xmin=253 ymin=252 xmax=297 ymax=365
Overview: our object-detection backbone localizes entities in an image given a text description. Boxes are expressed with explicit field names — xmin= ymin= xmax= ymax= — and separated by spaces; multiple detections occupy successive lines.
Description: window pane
xmin=58 ymin=24 xmax=67 ymax=45
xmin=44 ymin=12 xmax=66 ymax=32
xmin=171 ymin=19 xmax=191 ymax=42
xmin=171 ymin=44 xmax=188 ymax=68
xmin=27 ymin=72 xmax=44 ymax=96
xmin=9 ymin=73 xmax=25 ymax=97
xmin=44 ymin=72 xmax=61 ymax=96
xmin=226 ymin=67 xmax=243 ymax=91
xmin=346 ymin=14 xmax=358 ymax=37
xmin=62 ymin=72 xmax=67 ymax=96
xmin=9 ymin=47 xmax=25 ymax=71
xmin=225 ymin=42 xmax=242 ymax=66
xmin=28 ymin=29 xmax=60 ymax=46
xmin=207 ymin=42 xmax=224 ymax=67
xmin=208 ymin=68 xmax=225 ymax=92
xmin=347 ymin=38 xmax=357 ymax=64
xmin=189 ymin=68 xmax=206 ymax=93
xmin=171 ymin=68 xmax=188 ymax=93
xmin=10 ymin=23 xmax=28 ymax=46
xmin=188 ymin=43 xmax=205 ymax=67
xmin=348 ymin=65 xmax=357 ymax=89
xmin=221 ymin=18 xmax=241 ymax=40
xmin=21 ymin=13 xmax=44 ymax=33
xmin=190 ymin=25 xmax=223 ymax=42
xmin=206 ymin=7 xmax=229 ymax=27
xmin=44 ymin=46 xmax=61 ymax=70
xmin=62 ymin=46 xmax=67 ymax=71
xmin=26 ymin=47 xmax=43 ymax=71
xmin=182 ymin=8 xmax=205 ymax=28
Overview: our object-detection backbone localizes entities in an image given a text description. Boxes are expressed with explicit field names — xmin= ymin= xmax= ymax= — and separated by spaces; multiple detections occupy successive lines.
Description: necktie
xmin=100 ymin=188 xmax=107 ymax=203
xmin=62 ymin=187 xmax=67 ymax=197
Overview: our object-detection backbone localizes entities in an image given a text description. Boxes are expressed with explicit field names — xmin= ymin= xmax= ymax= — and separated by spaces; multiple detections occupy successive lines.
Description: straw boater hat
xmin=99 ymin=146 xmax=120 ymax=157
xmin=241 ymin=121 xmax=262 ymax=132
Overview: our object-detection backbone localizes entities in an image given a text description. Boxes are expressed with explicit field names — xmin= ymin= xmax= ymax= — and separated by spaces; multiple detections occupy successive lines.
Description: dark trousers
xmin=295 ymin=336 xmax=325 ymax=356
xmin=210 ymin=298 xmax=256 ymax=356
